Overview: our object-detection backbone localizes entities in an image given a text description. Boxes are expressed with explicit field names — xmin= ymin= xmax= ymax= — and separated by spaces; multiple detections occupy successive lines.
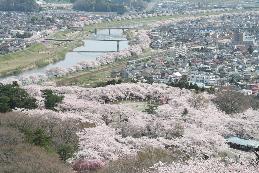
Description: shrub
xmin=24 ymin=128 xmax=51 ymax=149
xmin=96 ymin=79 xmax=123 ymax=88
xmin=42 ymin=89 xmax=64 ymax=110
xmin=0 ymin=83 xmax=37 ymax=112
xmin=0 ymin=96 xmax=11 ymax=113
xmin=58 ymin=144 xmax=75 ymax=161
xmin=168 ymin=78 xmax=215 ymax=94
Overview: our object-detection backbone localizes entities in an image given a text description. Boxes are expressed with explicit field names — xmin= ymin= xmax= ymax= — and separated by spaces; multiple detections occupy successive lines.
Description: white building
xmin=188 ymin=71 xmax=217 ymax=86
xmin=169 ymin=72 xmax=182 ymax=83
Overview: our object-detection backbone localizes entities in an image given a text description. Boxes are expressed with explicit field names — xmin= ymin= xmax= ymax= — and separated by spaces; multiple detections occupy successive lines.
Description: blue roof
xmin=226 ymin=137 xmax=259 ymax=148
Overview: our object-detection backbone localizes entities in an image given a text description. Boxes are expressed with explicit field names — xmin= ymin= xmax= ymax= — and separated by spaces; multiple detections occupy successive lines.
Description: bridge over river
xmin=94 ymin=26 xmax=137 ymax=35
xmin=72 ymin=27 xmax=133 ymax=53
xmin=0 ymin=27 xmax=131 ymax=81
xmin=73 ymin=35 xmax=128 ymax=53
xmin=45 ymin=26 xmax=133 ymax=53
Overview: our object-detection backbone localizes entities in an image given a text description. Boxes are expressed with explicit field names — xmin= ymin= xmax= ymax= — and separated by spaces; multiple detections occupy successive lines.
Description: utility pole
xmin=117 ymin=41 xmax=120 ymax=52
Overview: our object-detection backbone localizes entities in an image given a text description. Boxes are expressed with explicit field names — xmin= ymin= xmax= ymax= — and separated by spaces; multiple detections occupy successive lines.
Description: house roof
xmin=226 ymin=137 xmax=259 ymax=148
xmin=173 ymin=72 xmax=182 ymax=77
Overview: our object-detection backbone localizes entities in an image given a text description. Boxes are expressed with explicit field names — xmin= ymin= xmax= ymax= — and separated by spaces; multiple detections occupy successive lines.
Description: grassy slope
xmin=0 ymin=37 xmax=81 ymax=77
xmin=0 ymin=43 xmax=75 ymax=76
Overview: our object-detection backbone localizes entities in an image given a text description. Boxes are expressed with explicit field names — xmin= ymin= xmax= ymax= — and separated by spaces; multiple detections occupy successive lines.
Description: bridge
xmin=73 ymin=39 xmax=128 ymax=53
xmin=94 ymin=26 xmax=137 ymax=35
xmin=44 ymin=38 xmax=74 ymax=42
xmin=72 ymin=50 xmax=117 ymax=53
xmin=88 ymin=38 xmax=127 ymax=41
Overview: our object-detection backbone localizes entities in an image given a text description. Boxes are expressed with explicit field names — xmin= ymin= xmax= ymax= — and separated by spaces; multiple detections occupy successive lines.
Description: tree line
xmin=0 ymin=0 xmax=149 ymax=13
xmin=73 ymin=0 xmax=126 ymax=14
xmin=73 ymin=0 xmax=149 ymax=14
xmin=0 ymin=82 xmax=64 ymax=113
xmin=0 ymin=0 xmax=40 ymax=12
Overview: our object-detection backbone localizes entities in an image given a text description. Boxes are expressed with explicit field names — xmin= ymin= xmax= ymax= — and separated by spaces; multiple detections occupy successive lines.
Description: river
xmin=2 ymin=29 xmax=129 ymax=80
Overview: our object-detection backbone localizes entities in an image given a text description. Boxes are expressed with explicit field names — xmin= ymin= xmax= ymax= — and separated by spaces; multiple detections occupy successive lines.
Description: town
xmin=2 ymin=0 xmax=259 ymax=55
xmin=0 ymin=11 xmax=112 ymax=54
xmin=115 ymin=13 xmax=259 ymax=95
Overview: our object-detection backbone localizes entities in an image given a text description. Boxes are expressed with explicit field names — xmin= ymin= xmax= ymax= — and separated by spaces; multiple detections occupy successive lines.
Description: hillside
xmin=21 ymin=83 xmax=259 ymax=172
xmin=1 ymin=82 xmax=259 ymax=172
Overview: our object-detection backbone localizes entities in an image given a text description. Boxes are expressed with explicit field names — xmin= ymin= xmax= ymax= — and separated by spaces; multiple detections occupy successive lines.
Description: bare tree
xmin=213 ymin=90 xmax=251 ymax=114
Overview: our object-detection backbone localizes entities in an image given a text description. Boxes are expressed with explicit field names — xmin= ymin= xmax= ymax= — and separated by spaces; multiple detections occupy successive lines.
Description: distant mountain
xmin=0 ymin=0 xmax=40 ymax=12
xmin=73 ymin=0 xmax=127 ymax=14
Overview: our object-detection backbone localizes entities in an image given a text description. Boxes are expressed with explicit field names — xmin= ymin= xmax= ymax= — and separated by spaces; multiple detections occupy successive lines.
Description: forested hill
xmin=0 ymin=0 xmax=40 ymax=12
xmin=73 ymin=0 xmax=126 ymax=14
xmin=0 ymin=0 xmax=150 ymax=12
xmin=72 ymin=0 xmax=150 ymax=14
xmin=44 ymin=0 xmax=75 ymax=3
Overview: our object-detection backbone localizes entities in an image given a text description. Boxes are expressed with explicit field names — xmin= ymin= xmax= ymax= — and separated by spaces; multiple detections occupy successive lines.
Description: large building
xmin=233 ymin=30 xmax=243 ymax=44
xmin=188 ymin=71 xmax=217 ymax=87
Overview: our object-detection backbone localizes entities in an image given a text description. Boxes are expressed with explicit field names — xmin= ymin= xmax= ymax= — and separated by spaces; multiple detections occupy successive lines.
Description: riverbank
xmin=0 ymin=38 xmax=83 ymax=77
xmin=55 ymin=49 xmax=154 ymax=87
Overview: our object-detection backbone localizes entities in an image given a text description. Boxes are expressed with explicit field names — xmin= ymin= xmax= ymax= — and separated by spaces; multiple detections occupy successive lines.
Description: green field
xmin=0 ymin=42 xmax=77 ymax=76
